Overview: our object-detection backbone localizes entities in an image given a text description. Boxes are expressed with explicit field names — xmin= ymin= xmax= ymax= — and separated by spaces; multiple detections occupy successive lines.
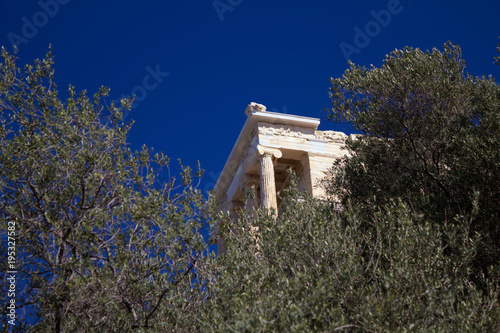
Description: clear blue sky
xmin=2 ymin=0 xmax=499 ymax=193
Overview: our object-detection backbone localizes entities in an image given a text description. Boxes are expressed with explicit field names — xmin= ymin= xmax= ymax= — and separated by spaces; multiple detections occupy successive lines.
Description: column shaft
xmin=257 ymin=145 xmax=282 ymax=217
xmin=260 ymin=153 xmax=278 ymax=212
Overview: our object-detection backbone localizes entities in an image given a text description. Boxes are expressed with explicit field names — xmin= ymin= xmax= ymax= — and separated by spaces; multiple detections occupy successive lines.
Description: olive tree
xmin=0 ymin=48 xmax=211 ymax=332
xmin=325 ymin=42 xmax=500 ymax=279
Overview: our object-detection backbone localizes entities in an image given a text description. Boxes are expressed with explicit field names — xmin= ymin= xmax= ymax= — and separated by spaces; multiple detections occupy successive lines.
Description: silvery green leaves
xmin=0 ymin=48 xmax=210 ymax=332
xmin=325 ymin=41 xmax=500 ymax=324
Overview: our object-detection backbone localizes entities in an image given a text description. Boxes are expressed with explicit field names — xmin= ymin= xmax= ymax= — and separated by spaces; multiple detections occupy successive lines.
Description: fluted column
xmin=257 ymin=145 xmax=282 ymax=215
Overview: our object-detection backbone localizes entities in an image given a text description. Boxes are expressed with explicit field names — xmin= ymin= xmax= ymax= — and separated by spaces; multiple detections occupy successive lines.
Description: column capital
xmin=257 ymin=145 xmax=282 ymax=159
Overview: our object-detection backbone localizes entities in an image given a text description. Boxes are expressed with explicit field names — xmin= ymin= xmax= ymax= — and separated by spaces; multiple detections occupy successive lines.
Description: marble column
xmin=257 ymin=145 xmax=282 ymax=215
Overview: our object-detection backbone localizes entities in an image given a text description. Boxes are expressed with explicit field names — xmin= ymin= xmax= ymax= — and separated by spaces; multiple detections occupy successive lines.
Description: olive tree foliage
xmin=195 ymin=182 xmax=499 ymax=332
xmin=0 ymin=48 xmax=211 ymax=332
xmin=325 ymin=42 xmax=500 ymax=279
